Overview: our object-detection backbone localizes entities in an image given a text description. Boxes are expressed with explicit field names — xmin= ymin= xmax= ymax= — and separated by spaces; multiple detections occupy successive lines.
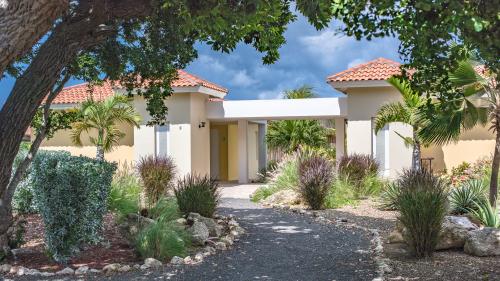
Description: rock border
xmin=0 ymin=214 xmax=245 ymax=277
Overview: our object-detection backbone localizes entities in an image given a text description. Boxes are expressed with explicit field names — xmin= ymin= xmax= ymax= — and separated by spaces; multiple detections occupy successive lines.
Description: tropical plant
xmin=419 ymin=59 xmax=498 ymax=206
xmin=470 ymin=199 xmax=500 ymax=228
xmin=324 ymin=178 xmax=358 ymax=209
xmin=174 ymin=174 xmax=220 ymax=218
xmin=396 ymin=169 xmax=448 ymax=258
xmin=71 ymin=95 xmax=141 ymax=160
xmin=379 ymin=182 xmax=400 ymax=211
xmin=374 ymin=77 xmax=428 ymax=170
xmin=266 ymin=86 xmax=327 ymax=153
xmin=137 ymin=155 xmax=176 ymax=208
xmin=135 ymin=198 xmax=190 ymax=260
xmin=298 ymin=156 xmax=334 ymax=210
xmin=337 ymin=154 xmax=379 ymax=185
xmin=108 ymin=162 xmax=142 ymax=218
xmin=449 ymin=179 xmax=488 ymax=215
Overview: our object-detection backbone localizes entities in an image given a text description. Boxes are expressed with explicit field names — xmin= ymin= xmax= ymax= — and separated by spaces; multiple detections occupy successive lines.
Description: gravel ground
xmin=319 ymin=199 xmax=500 ymax=281
xmin=11 ymin=198 xmax=377 ymax=281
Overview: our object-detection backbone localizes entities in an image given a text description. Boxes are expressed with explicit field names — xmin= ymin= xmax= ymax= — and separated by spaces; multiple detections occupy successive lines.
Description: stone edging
xmin=0 ymin=214 xmax=245 ymax=278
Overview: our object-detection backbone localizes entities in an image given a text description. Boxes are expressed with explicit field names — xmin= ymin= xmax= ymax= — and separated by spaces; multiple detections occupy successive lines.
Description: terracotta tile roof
xmin=327 ymin=58 xmax=401 ymax=83
xmin=51 ymin=70 xmax=227 ymax=105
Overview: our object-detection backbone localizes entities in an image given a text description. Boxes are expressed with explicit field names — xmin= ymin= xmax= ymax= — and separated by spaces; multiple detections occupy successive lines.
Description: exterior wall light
xmin=199 ymin=121 xmax=206 ymax=128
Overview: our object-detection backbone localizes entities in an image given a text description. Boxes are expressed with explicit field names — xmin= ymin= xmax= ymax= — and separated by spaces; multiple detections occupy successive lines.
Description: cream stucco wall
xmin=227 ymin=124 xmax=239 ymax=181
xmin=40 ymin=145 xmax=134 ymax=164
xmin=422 ymin=124 xmax=495 ymax=173
xmin=190 ymin=93 xmax=210 ymax=176
xmin=247 ymin=123 xmax=259 ymax=180
xmin=345 ymin=86 xmax=413 ymax=177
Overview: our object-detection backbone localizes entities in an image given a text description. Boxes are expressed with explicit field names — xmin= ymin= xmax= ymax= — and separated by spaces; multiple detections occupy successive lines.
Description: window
xmin=155 ymin=124 xmax=170 ymax=157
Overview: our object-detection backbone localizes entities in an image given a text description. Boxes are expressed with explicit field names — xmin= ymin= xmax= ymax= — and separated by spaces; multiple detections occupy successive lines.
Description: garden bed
xmin=318 ymin=199 xmax=500 ymax=281
xmin=7 ymin=213 xmax=139 ymax=272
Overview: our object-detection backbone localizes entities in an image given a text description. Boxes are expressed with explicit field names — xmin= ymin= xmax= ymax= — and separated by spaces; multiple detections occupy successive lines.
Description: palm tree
xmin=419 ymin=60 xmax=497 ymax=206
xmin=374 ymin=77 xmax=427 ymax=170
xmin=71 ymin=95 xmax=141 ymax=161
xmin=266 ymin=86 xmax=327 ymax=153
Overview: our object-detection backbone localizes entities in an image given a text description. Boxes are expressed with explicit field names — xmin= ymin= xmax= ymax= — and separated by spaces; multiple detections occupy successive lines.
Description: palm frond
xmin=374 ymin=102 xmax=410 ymax=133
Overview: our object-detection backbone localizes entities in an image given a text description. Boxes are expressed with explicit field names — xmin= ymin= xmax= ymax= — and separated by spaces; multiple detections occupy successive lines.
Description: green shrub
xmin=298 ymin=156 xmax=334 ymax=210
xmin=338 ymin=154 xmax=379 ymax=185
xmin=396 ymin=169 xmax=448 ymax=258
xmin=251 ymin=185 xmax=278 ymax=202
xmin=108 ymin=163 xmax=142 ymax=217
xmin=449 ymin=179 xmax=488 ymax=214
xmin=470 ymin=199 xmax=500 ymax=228
xmin=379 ymin=182 xmax=400 ymax=210
xmin=324 ymin=178 xmax=357 ymax=209
xmin=137 ymin=155 xmax=176 ymax=208
xmin=135 ymin=219 xmax=190 ymax=260
xmin=12 ymin=143 xmax=38 ymax=214
xmin=357 ymin=173 xmax=385 ymax=197
xmin=174 ymin=174 xmax=220 ymax=218
xmin=31 ymin=151 xmax=117 ymax=263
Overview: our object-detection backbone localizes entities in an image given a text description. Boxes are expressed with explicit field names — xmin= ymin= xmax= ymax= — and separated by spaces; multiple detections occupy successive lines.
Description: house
xmin=39 ymin=58 xmax=494 ymax=182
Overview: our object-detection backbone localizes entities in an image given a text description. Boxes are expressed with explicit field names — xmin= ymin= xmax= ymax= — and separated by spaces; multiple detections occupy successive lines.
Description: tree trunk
xmin=0 ymin=0 xmax=153 ymax=257
xmin=490 ymin=128 xmax=500 ymax=207
xmin=412 ymin=129 xmax=422 ymax=171
xmin=0 ymin=0 xmax=69 ymax=74
xmin=96 ymin=146 xmax=105 ymax=161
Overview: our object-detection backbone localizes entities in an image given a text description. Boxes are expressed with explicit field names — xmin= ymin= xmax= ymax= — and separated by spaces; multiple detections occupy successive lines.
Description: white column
xmin=258 ymin=122 xmax=267 ymax=171
xmin=238 ymin=120 xmax=249 ymax=183
xmin=335 ymin=118 xmax=345 ymax=163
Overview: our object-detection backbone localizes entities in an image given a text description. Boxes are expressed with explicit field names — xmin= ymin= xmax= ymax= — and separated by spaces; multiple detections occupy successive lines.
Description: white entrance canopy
xmin=206 ymin=97 xmax=347 ymax=184
xmin=206 ymin=97 xmax=347 ymax=121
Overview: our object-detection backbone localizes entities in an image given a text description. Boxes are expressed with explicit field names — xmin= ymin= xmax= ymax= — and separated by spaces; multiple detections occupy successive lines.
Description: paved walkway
xmin=18 ymin=184 xmax=377 ymax=281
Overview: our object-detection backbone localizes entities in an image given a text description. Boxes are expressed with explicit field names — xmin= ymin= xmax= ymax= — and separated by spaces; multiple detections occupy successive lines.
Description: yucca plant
xmin=470 ymin=199 xmax=500 ymax=228
xmin=379 ymin=182 xmax=400 ymax=211
xmin=298 ymin=156 xmax=334 ymax=210
xmin=137 ymin=155 xmax=176 ymax=208
xmin=174 ymin=174 xmax=220 ymax=218
xmin=449 ymin=179 xmax=488 ymax=214
xmin=397 ymin=169 xmax=448 ymax=258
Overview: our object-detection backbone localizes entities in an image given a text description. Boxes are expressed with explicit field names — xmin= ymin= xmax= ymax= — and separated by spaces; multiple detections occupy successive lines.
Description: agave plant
xmin=449 ymin=179 xmax=488 ymax=214
xmin=470 ymin=199 xmax=500 ymax=228
xmin=379 ymin=182 xmax=400 ymax=211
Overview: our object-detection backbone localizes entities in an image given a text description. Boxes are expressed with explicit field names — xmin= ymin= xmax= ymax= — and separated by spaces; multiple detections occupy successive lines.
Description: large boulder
xmin=464 ymin=227 xmax=500 ymax=256
xmin=187 ymin=221 xmax=209 ymax=246
xmin=187 ymin=213 xmax=222 ymax=237
xmin=118 ymin=214 xmax=154 ymax=241
xmin=436 ymin=216 xmax=478 ymax=250
xmin=261 ymin=189 xmax=302 ymax=206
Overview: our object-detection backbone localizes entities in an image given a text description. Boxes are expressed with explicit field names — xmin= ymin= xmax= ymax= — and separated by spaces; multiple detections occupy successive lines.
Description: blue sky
xmin=0 ymin=14 xmax=400 ymax=106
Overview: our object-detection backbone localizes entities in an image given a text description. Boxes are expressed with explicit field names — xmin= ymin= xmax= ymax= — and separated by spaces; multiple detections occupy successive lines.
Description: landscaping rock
xmin=220 ymin=236 xmax=234 ymax=246
xmin=56 ymin=267 xmax=75 ymax=275
xmin=90 ymin=269 xmax=101 ymax=274
xmin=16 ymin=266 xmax=27 ymax=276
xmin=232 ymin=226 xmax=246 ymax=235
xmin=437 ymin=216 xmax=478 ymax=250
xmin=40 ymin=272 xmax=55 ymax=277
xmin=170 ymin=256 xmax=184 ymax=265
xmin=387 ymin=230 xmax=405 ymax=244
xmin=214 ymin=241 xmax=227 ymax=250
xmin=187 ymin=213 xmax=222 ymax=237
xmin=75 ymin=266 xmax=89 ymax=275
xmin=118 ymin=265 xmax=131 ymax=272
xmin=9 ymin=266 xmax=18 ymax=275
xmin=118 ymin=214 xmax=154 ymax=241
xmin=204 ymin=246 xmax=216 ymax=255
xmin=176 ymin=218 xmax=188 ymax=225
xmin=194 ymin=253 xmax=204 ymax=262
xmin=188 ymin=221 xmax=210 ymax=246
xmin=184 ymin=256 xmax=192 ymax=264
xmin=0 ymin=264 xmax=11 ymax=273
xmin=102 ymin=263 xmax=121 ymax=273
xmin=261 ymin=189 xmax=302 ymax=206
xmin=144 ymin=257 xmax=162 ymax=269
xmin=464 ymin=227 xmax=500 ymax=256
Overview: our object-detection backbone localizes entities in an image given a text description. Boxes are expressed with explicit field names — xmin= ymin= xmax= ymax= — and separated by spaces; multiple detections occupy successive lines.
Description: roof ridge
xmin=178 ymin=69 xmax=228 ymax=92
xmin=327 ymin=57 xmax=400 ymax=81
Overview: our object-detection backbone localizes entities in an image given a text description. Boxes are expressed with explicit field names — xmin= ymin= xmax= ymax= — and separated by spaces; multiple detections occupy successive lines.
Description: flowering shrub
xmin=444 ymin=157 xmax=491 ymax=187
xmin=31 ymin=151 xmax=116 ymax=263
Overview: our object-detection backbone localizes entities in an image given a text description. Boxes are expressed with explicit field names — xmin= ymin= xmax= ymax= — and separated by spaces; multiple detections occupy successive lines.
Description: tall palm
xmin=71 ymin=95 xmax=141 ymax=161
xmin=266 ymin=86 xmax=327 ymax=153
xmin=420 ymin=60 xmax=496 ymax=205
xmin=374 ymin=77 xmax=427 ymax=170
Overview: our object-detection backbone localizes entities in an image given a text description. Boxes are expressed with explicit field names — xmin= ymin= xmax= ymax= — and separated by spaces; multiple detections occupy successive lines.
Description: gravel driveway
xmin=12 ymin=196 xmax=377 ymax=281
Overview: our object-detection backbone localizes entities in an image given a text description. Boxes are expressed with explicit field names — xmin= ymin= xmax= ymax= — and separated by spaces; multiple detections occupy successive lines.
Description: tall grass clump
xmin=324 ymin=178 xmax=358 ymax=209
xmin=338 ymin=154 xmax=379 ymax=186
xmin=396 ymin=169 xmax=448 ymax=258
xmin=298 ymin=156 xmax=334 ymax=210
xmin=174 ymin=174 xmax=220 ymax=218
xmin=108 ymin=162 xmax=142 ymax=217
xmin=137 ymin=155 xmax=176 ymax=208
xmin=449 ymin=179 xmax=488 ymax=215
xmin=135 ymin=198 xmax=189 ymax=260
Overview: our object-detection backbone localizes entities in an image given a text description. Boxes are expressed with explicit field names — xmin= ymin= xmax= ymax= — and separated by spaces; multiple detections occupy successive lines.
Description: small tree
xmin=71 ymin=95 xmax=141 ymax=161
xmin=374 ymin=77 xmax=427 ymax=170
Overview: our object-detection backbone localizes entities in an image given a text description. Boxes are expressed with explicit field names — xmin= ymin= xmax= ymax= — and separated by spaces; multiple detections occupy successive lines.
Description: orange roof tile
xmin=327 ymin=58 xmax=401 ymax=83
xmin=51 ymin=70 xmax=227 ymax=105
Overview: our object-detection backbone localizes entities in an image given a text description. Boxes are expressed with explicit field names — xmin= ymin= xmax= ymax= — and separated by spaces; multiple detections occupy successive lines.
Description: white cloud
xmin=299 ymin=30 xmax=353 ymax=67
xmin=347 ymin=58 xmax=366 ymax=68
xmin=231 ymin=70 xmax=257 ymax=87
xmin=196 ymin=54 xmax=226 ymax=73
